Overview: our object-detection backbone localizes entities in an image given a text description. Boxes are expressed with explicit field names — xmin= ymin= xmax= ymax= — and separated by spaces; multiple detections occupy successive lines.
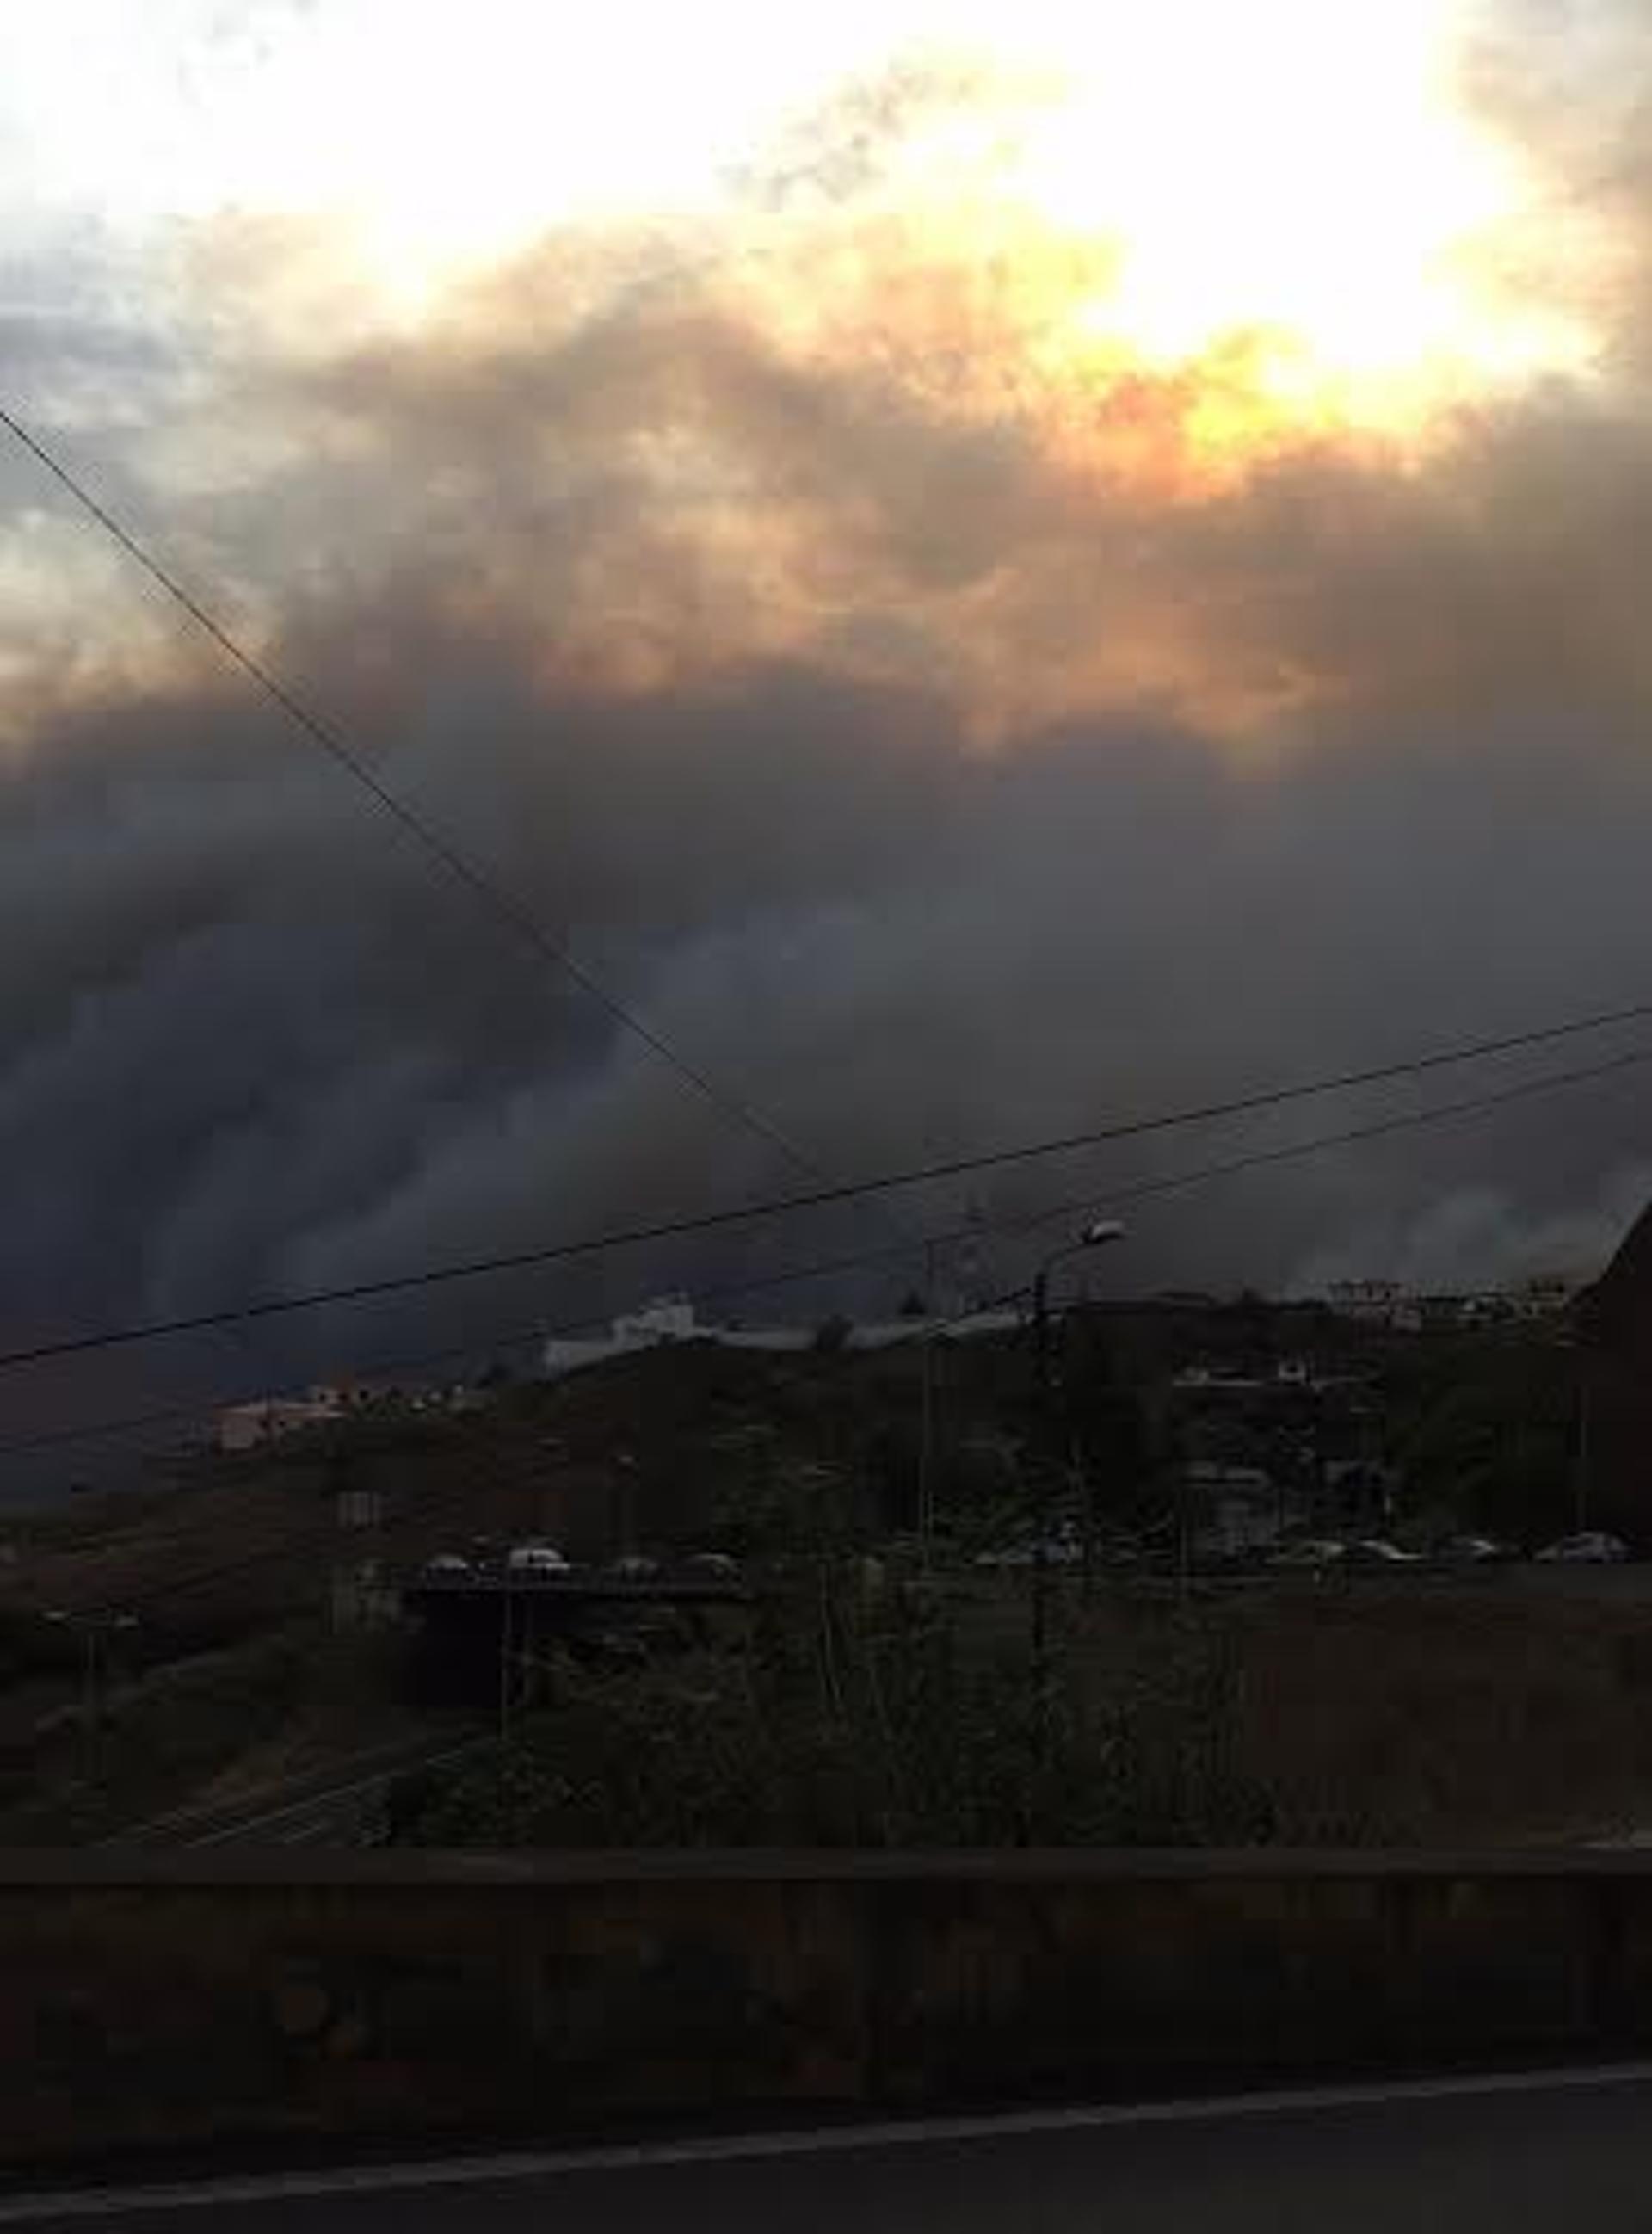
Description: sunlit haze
xmin=2 ymin=0 xmax=1604 ymax=431
xmin=3 ymin=0 xmax=1652 ymax=1383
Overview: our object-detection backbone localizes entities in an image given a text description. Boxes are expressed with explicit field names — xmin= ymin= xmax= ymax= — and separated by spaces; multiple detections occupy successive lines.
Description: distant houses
xmin=209 ymin=1291 xmax=1022 ymax=1451
xmin=214 ymin=1374 xmax=480 ymax=1453
xmin=1323 ymin=1273 xmax=1580 ymax=1332
xmin=216 ymin=1385 xmax=359 ymax=1453
xmin=540 ymin=1294 xmax=1020 ymax=1380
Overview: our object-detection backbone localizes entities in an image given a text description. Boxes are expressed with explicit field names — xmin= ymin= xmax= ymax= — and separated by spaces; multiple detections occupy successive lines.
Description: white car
xmin=1346 ymin=1538 xmax=1422 ymax=1566
xmin=1267 ymin=1538 xmax=1347 ymax=1570
xmin=506 ymin=1542 xmax=571 ymax=1577
xmin=686 ymin=1551 xmax=741 ymax=1580
xmin=1438 ymin=1534 xmax=1514 ymax=1564
xmin=1536 ymin=1531 xmax=1629 ymax=1564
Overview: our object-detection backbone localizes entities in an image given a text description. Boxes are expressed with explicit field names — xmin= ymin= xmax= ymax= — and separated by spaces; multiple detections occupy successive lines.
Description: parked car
xmin=610 ymin=1553 xmax=660 ymax=1582
xmin=1267 ymin=1538 xmax=1347 ymax=1569
xmin=419 ymin=1552 xmax=473 ymax=1582
xmin=1436 ymin=1534 xmax=1518 ymax=1565
xmin=1345 ymin=1538 xmax=1422 ymax=1566
xmin=1535 ymin=1531 xmax=1629 ymax=1564
xmin=686 ymin=1551 xmax=742 ymax=1580
xmin=506 ymin=1542 xmax=571 ymax=1577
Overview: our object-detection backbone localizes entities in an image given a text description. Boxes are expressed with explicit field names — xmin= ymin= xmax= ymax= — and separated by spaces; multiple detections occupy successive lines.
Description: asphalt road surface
xmin=11 ymin=2066 xmax=1652 ymax=2230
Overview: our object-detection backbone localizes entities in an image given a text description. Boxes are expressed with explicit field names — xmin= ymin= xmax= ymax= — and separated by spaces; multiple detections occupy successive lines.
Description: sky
xmin=4 ymin=0 xmax=1652 ymax=1451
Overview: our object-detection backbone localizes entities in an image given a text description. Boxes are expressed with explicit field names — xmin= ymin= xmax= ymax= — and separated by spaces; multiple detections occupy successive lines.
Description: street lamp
xmin=1026 ymin=1221 xmax=1127 ymax=1815
xmin=1030 ymin=1219 xmax=1129 ymax=1447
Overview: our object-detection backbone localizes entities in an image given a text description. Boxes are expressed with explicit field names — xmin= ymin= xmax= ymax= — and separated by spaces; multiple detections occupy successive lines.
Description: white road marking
xmin=5 ymin=2061 xmax=1652 ymax=2222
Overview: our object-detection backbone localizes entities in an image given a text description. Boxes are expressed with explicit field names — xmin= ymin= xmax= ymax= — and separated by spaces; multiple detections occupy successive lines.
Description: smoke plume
xmin=5 ymin=4 xmax=1652 ymax=1457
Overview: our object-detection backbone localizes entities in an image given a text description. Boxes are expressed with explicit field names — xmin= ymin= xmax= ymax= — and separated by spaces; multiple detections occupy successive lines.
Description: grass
xmin=1213 ymin=1589 xmax=1652 ymax=1843
xmin=398 ymin=1581 xmax=1652 ymax=1849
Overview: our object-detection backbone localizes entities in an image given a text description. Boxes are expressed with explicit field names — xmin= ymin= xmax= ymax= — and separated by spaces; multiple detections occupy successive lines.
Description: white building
xmin=1326 ymin=1280 xmax=1408 ymax=1327
xmin=541 ymin=1295 xmax=1020 ymax=1380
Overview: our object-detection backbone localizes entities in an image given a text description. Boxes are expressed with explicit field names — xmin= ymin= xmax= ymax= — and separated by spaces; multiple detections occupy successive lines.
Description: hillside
xmin=0 ymin=1295 xmax=1620 ymax=1844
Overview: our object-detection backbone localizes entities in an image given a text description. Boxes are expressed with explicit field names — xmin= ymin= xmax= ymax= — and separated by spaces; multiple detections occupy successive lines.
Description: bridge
xmin=402 ymin=1570 xmax=753 ymax=1704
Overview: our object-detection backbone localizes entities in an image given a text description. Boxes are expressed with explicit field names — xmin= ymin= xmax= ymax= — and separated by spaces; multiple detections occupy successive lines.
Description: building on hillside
xmin=540 ymin=1297 xmax=805 ymax=1378
xmin=217 ymin=1385 xmax=355 ymax=1453
xmin=1326 ymin=1280 xmax=1411 ymax=1327
xmin=1172 ymin=1358 xmax=1363 ymax=1398
xmin=1508 ymin=1272 xmax=1582 ymax=1320
xmin=1326 ymin=1274 xmax=1580 ymax=1335
xmin=540 ymin=1294 xmax=1020 ymax=1380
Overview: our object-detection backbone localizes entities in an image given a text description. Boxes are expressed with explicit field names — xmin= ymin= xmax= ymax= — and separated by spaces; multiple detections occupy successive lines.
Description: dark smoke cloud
xmin=8 ymin=15 xmax=1652 ymax=1466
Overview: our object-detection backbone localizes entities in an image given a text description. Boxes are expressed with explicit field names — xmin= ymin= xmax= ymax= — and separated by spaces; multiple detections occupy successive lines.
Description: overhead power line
xmin=0 ymin=1000 xmax=1648 ymax=1377
xmin=1018 ymin=1044 xmax=1652 ymax=1232
xmin=0 ymin=404 xmax=867 ymax=1200
xmin=9 ymin=407 xmax=1652 ymax=1380
xmin=46 ymin=1038 xmax=1642 ymax=1621
xmin=11 ymin=1035 xmax=1645 ymax=1479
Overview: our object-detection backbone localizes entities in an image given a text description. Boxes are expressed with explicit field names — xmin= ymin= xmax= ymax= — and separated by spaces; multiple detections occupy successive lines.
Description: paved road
xmin=11 ymin=2066 xmax=1652 ymax=2229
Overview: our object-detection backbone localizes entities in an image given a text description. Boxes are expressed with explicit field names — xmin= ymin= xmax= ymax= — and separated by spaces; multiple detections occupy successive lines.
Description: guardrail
xmin=4 ymin=1848 xmax=1652 ymax=2173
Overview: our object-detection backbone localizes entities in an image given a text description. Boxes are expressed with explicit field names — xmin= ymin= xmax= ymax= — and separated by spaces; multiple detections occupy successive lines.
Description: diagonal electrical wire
xmin=1 ymin=1004 xmax=1649 ymax=1375
xmin=0 ymin=403 xmax=891 ymax=1207
xmin=15 ymin=1034 xmax=1644 ymax=1498
xmin=11 ymin=416 xmax=1652 ymax=1375
xmin=1002 ymin=1044 xmax=1652 ymax=1244
xmin=51 ymin=1035 xmax=1642 ymax=1624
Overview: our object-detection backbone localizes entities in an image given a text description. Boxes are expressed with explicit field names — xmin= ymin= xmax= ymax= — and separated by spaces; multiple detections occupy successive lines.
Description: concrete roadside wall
xmin=3 ymin=1850 xmax=1652 ymax=2172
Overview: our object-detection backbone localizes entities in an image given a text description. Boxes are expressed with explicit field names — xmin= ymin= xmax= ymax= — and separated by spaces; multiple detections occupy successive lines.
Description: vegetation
xmin=0 ymin=1631 xmax=313 ymax=1844
xmin=0 ymin=1293 xmax=1618 ymax=1848
xmin=397 ymin=1579 xmax=1652 ymax=1851
xmin=398 ymin=1578 xmax=1273 ymax=1848
xmin=1381 ymin=1330 xmax=1579 ymax=1543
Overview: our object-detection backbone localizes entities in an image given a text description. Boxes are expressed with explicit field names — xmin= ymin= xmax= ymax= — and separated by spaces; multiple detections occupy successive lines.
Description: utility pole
xmin=78 ymin=1626 xmax=100 ymax=1782
xmin=616 ymin=1450 xmax=638 ymax=1559
xmin=1076 ymin=1425 xmax=1096 ymax=1603
xmin=1020 ymin=1223 xmax=1128 ymax=1836
xmin=1031 ymin=1264 xmax=1055 ymax=1787
xmin=917 ymin=1239 xmax=938 ymax=1570
xmin=1574 ymin=1372 xmax=1591 ymax=1534
xmin=498 ymin=1575 xmax=516 ymax=1743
